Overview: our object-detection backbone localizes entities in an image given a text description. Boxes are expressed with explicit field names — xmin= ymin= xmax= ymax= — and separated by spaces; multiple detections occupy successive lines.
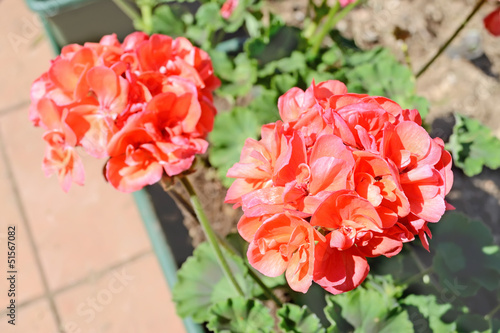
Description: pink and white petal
xmin=247 ymin=242 xmax=288 ymax=277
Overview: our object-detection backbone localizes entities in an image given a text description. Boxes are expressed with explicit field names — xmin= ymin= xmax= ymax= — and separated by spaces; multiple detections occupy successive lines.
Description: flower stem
xmin=179 ymin=176 xmax=244 ymax=296
xmin=138 ymin=0 xmax=155 ymax=35
xmin=309 ymin=0 xmax=361 ymax=58
xmin=416 ymin=0 xmax=487 ymax=78
xmin=112 ymin=0 xmax=141 ymax=23
xmin=401 ymin=265 xmax=433 ymax=286
xmin=485 ymin=303 xmax=500 ymax=321
xmin=163 ymin=181 xmax=283 ymax=306
xmin=408 ymin=245 xmax=442 ymax=293
xmin=220 ymin=240 xmax=284 ymax=307
xmin=309 ymin=1 xmax=340 ymax=58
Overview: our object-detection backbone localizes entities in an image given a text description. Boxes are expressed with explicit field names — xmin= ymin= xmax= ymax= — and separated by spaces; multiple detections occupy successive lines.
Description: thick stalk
xmin=408 ymin=245 xmax=443 ymax=293
xmin=309 ymin=1 xmax=340 ymax=58
xmin=401 ymin=265 xmax=433 ymax=286
xmin=309 ymin=0 xmax=361 ymax=58
xmin=179 ymin=177 xmax=244 ymax=296
xmin=416 ymin=0 xmax=487 ymax=78
xmin=112 ymin=0 xmax=141 ymax=23
xmin=139 ymin=0 xmax=155 ymax=35
xmin=485 ymin=303 xmax=500 ymax=321
xmin=163 ymin=181 xmax=283 ymax=306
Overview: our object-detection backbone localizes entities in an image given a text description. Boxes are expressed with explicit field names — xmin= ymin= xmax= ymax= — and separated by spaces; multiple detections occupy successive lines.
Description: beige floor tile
xmin=0 ymin=133 xmax=45 ymax=307
xmin=0 ymin=298 xmax=58 ymax=333
xmin=56 ymin=253 xmax=186 ymax=333
xmin=0 ymin=0 xmax=54 ymax=112
xmin=0 ymin=108 xmax=151 ymax=291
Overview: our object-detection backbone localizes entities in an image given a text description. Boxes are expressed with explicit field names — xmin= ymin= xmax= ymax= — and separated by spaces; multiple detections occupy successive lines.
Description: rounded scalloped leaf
xmin=277 ymin=303 xmax=325 ymax=333
xmin=324 ymin=276 xmax=413 ymax=333
xmin=207 ymin=297 xmax=274 ymax=333
xmin=402 ymin=295 xmax=456 ymax=333
xmin=172 ymin=241 xmax=249 ymax=323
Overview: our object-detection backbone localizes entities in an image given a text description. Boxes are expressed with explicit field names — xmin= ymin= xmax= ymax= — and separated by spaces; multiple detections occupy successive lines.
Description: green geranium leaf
xmin=304 ymin=70 xmax=340 ymax=86
xmin=259 ymin=51 xmax=307 ymax=77
xmin=208 ymin=49 xmax=235 ymax=82
xmin=325 ymin=277 xmax=413 ymax=333
xmin=185 ymin=25 xmax=207 ymax=46
xmin=209 ymin=85 xmax=279 ymax=187
xmin=457 ymin=313 xmax=490 ymax=332
xmin=244 ymin=13 xmax=262 ymax=38
xmin=277 ymin=304 xmax=325 ymax=333
xmin=446 ymin=114 xmax=500 ymax=176
xmin=431 ymin=212 xmax=500 ymax=296
xmin=345 ymin=48 xmax=428 ymax=119
xmin=402 ymin=295 xmax=456 ymax=332
xmin=196 ymin=3 xmax=224 ymax=31
xmin=209 ymin=107 xmax=261 ymax=187
xmin=490 ymin=318 xmax=500 ymax=333
xmin=222 ymin=0 xmax=260 ymax=34
xmin=434 ymin=242 xmax=466 ymax=273
xmin=173 ymin=241 xmax=260 ymax=323
xmin=151 ymin=5 xmax=186 ymax=36
xmin=207 ymin=297 xmax=274 ymax=333
xmin=320 ymin=44 xmax=344 ymax=68
xmin=217 ymin=53 xmax=258 ymax=97
xmin=378 ymin=310 xmax=414 ymax=333
xmin=246 ymin=85 xmax=280 ymax=124
xmin=245 ymin=25 xmax=301 ymax=66
xmin=271 ymin=73 xmax=298 ymax=95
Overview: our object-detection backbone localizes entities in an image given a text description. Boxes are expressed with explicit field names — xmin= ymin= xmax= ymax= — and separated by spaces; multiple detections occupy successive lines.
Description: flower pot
xmin=25 ymin=0 xmax=136 ymax=51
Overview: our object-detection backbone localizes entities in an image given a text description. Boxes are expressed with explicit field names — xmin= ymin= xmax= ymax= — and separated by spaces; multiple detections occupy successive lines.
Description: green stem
xmin=165 ymin=183 xmax=283 ymax=306
xmin=139 ymin=1 xmax=155 ymax=35
xmin=112 ymin=0 xmax=141 ymax=23
xmin=402 ymin=42 xmax=412 ymax=71
xmin=401 ymin=265 xmax=433 ymax=286
xmin=179 ymin=177 xmax=244 ymax=296
xmin=485 ymin=303 xmax=500 ymax=321
xmin=219 ymin=240 xmax=284 ymax=307
xmin=309 ymin=1 xmax=340 ymax=58
xmin=416 ymin=0 xmax=487 ymax=78
xmin=408 ymin=245 xmax=443 ymax=293
xmin=309 ymin=0 xmax=361 ymax=58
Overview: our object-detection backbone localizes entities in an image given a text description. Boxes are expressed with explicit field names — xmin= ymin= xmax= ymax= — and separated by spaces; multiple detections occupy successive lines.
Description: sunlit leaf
xmin=277 ymin=303 xmax=325 ymax=333
xmin=402 ymin=295 xmax=456 ymax=332
xmin=446 ymin=114 xmax=500 ymax=176
xmin=207 ymin=297 xmax=274 ymax=333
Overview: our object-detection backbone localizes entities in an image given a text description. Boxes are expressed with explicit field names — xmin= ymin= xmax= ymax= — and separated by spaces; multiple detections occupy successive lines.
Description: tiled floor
xmin=0 ymin=1 xmax=186 ymax=332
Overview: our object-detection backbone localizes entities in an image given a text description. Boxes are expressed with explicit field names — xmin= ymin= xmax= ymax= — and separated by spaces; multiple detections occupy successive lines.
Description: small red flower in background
xmin=30 ymin=32 xmax=220 ymax=192
xmin=220 ymin=0 xmax=239 ymax=20
xmin=339 ymin=0 xmax=357 ymax=7
xmin=226 ymin=80 xmax=453 ymax=294
xmin=484 ymin=7 xmax=500 ymax=36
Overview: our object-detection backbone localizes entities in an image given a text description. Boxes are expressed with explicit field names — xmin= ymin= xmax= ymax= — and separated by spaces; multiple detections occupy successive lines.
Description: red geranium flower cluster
xmin=484 ymin=4 xmax=500 ymax=37
xmin=225 ymin=80 xmax=453 ymax=294
xmin=30 ymin=32 xmax=219 ymax=192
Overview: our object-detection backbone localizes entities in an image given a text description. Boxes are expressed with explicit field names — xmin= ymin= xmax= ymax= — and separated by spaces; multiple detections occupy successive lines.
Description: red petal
xmin=484 ymin=8 xmax=500 ymax=36
xmin=313 ymin=235 xmax=369 ymax=294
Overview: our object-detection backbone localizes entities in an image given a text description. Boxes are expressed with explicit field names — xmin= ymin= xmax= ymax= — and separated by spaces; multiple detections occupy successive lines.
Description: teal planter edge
xmin=133 ymin=190 xmax=204 ymax=333
xmin=25 ymin=0 xmax=100 ymax=15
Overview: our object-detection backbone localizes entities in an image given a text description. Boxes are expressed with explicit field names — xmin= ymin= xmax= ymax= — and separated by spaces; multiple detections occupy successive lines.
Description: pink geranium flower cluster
xmin=30 ymin=32 xmax=219 ymax=192
xmin=225 ymin=80 xmax=453 ymax=294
